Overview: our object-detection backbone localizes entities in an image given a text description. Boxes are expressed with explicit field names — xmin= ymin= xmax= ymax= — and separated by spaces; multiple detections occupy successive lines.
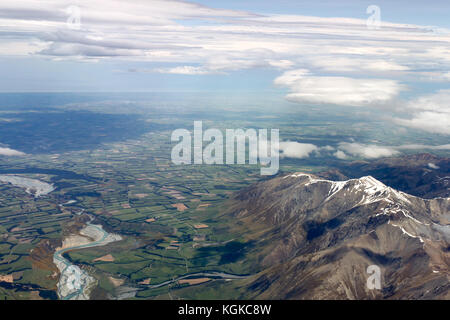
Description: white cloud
xmin=153 ymin=58 xmax=295 ymax=75
xmin=154 ymin=66 xmax=213 ymax=75
xmin=406 ymin=89 xmax=450 ymax=112
xmin=334 ymin=150 xmax=348 ymax=159
xmin=320 ymin=145 xmax=335 ymax=151
xmin=394 ymin=112 xmax=450 ymax=135
xmin=337 ymin=142 xmax=400 ymax=159
xmin=1 ymin=0 xmax=449 ymax=80
xmin=273 ymin=69 xmax=309 ymax=86
xmin=267 ymin=59 xmax=294 ymax=69
xmin=428 ymin=163 xmax=439 ymax=169
xmin=396 ymin=144 xmax=450 ymax=150
xmin=278 ymin=141 xmax=318 ymax=159
xmin=274 ymin=69 xmax=404 ymax=106
xmin=334 ymin=142 xmax=450 ymax=160
xmin=0 ymin=147 xmax=26 ymax=156
xmin=308 ymin=57 xmax=409 ymax=73
xmin=393 ymin=90 xmax=450 ymax=135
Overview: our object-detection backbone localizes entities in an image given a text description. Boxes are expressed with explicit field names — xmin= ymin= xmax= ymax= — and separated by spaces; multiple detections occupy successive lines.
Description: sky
xmin=0 ymin=0 xmax=449 ymax=137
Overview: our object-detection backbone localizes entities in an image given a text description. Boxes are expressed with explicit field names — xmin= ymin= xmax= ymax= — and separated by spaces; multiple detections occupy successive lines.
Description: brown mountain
xmin=224 ymin=173 xmax=449 ymax=299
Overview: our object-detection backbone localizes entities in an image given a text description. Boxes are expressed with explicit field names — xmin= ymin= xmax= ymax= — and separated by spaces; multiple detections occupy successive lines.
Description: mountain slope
xmin=325 ymin=153 xmax=450 ymax=199
xmin=224 ymin=173 xmax=449 ymax=299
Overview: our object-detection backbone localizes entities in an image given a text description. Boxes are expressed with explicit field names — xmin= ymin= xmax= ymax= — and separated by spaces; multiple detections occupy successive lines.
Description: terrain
xmin=218 ymin=173 xmax=449 ymax=299
xmin=325 ymin=153 xmax=450 ymax=199
xmin=0 ymin=93 xmax=448 ymax=300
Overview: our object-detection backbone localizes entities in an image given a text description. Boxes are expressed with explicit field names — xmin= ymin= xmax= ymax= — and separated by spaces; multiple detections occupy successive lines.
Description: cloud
xmin=1 ymin=0 xmax=450 ymax=79
xmin=40 ymin=42 xmax=143 ymax=57
xmin=154 ymin=66 xmax=213 ymax=75
xmin=406 ymin=89 xmax=450 ymax=112
xmin=308 ymin=57 xmax=409 ymax=73
xmin=428 ymin=163 xmax=440 ymax=169
xmin=274 ymin=69 xmax=404 ymax=106
xmin=337 ymin=142 xmax=400 ymax=159
xmin=393 ymin=89 xmax=450 ymax=135
xmin=394 ymin=112 xmax=450 ymax=135
xmin=334 ymin=150 xmax=348 ymax=159
xmin=334 ymin=142 xmax=450 ymax=159
xmin=396 ymin=144 xmax=450 ymax=150
xmin=266 ymin=59 xmax=294 ymax=69
xmin=276 ymin=140 xmax=449 ymax=161
xmin=320 ymin=145 xmax=335 ymax=151
xmin=278 ymin=141 xmax=318 ymax=159
xmin=273 ymin=69 xmax=309 ymax=86
xmin=0 ymin=147 xmax=26 ymax=156
xmin=152 ymin=58 xmax=294 ymax=75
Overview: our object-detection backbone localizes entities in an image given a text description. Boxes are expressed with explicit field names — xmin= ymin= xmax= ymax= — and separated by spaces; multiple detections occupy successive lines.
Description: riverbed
xmin=0 ymin=174 xmax=55 ymax=197
xmin=53 ymin=218 xmax=122 ymax=300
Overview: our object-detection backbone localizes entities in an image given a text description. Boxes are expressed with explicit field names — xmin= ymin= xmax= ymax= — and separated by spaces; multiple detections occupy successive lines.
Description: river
xmin=145 ymin=271 xmax=250 ymax=289
xmin=53 ymin=204 xmax=249 ymax=299
xmin=53 ymin=215 xmax=122 ymax=300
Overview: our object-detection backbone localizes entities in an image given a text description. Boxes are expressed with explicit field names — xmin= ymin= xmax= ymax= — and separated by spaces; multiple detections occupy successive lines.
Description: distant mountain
xmin=224 ymin=173 xmax=449 ymax=299
xmin=322 ymin=153 xmax=449 ymax=199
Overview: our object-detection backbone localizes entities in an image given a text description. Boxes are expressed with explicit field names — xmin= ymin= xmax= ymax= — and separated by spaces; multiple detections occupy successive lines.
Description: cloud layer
xmin=2 ymin=1 xmax=449 ymax=75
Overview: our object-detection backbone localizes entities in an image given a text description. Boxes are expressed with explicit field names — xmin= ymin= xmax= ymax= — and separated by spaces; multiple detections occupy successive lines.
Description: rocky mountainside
xmin=225 ymin=173 xmax=449 ymax=299
xmin=324 ymin=153 xmax=450 ymax=199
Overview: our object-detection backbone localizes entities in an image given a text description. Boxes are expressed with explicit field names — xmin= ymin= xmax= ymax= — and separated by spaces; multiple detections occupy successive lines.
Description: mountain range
xmin=325 ymin=153 xmax=449 ymax=199
xmin=223 ymin=170 xmax=449 ymax=299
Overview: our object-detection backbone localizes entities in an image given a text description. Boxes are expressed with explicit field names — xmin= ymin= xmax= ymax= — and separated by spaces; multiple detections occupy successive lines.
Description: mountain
xmin=324 ymin=153 xmax=450 ymax=199
xmin=224 ymin=173 xmax=449 ymax=299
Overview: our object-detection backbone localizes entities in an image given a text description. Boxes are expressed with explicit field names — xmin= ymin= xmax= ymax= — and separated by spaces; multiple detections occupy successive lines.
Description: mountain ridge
xmin=223 ymin=172 xmax=449 ymax=299
xmin=322 ymin=153 xmax=450 ymax=199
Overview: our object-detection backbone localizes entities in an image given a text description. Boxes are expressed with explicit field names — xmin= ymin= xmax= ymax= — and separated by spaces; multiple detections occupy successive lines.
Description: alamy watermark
xmin=366 ymin=264 xmax=381 ymax=290
xmin=66 ymin=5 xmax=81 ymax=30
xmin=171 ymin=121 xmax=279 ymax=175
xmin=366 ymin=5 xmax=381 ymax=30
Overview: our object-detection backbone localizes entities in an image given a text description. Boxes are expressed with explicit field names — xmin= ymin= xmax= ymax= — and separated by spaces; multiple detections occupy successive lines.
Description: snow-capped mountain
xmin=225 ymin=173 xmax=449 ymax=299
